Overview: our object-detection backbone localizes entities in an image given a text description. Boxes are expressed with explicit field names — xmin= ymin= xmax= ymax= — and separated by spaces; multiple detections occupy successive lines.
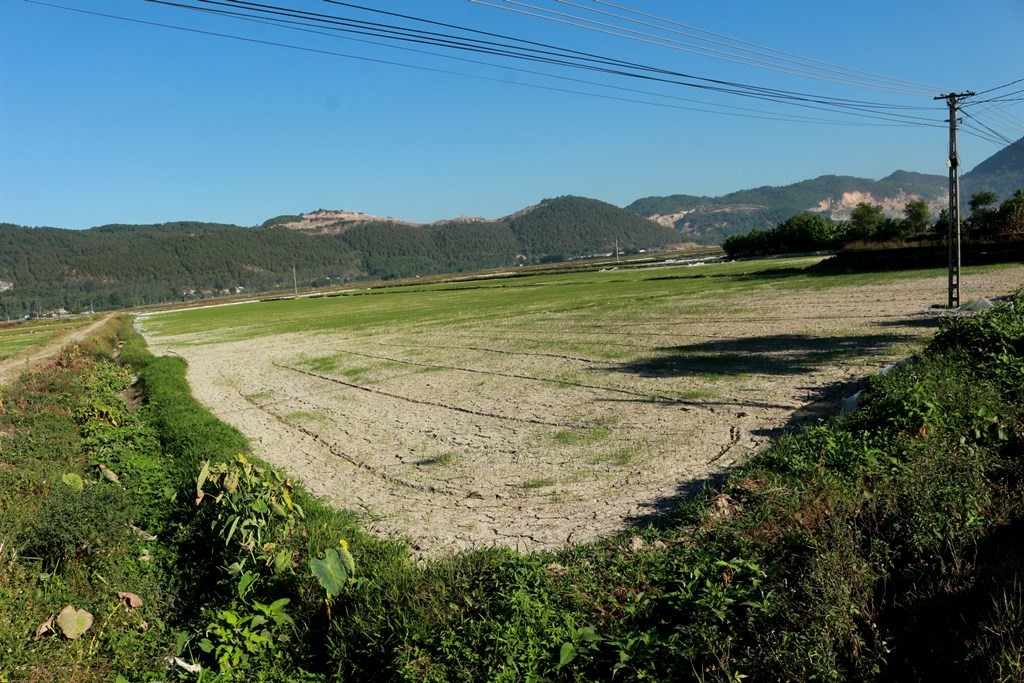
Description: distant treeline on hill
xmin=722 ymin=189 xmax=1024 ymax=259
xmin=0 ymin=196 xmax=677 ymax=315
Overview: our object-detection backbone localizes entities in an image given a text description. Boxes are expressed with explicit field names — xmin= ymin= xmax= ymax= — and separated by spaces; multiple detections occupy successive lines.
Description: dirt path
xmin=141 ymin=267 xmax=1024 ymax=555
xmin=0 ymin=313 xmax=117 ymax=385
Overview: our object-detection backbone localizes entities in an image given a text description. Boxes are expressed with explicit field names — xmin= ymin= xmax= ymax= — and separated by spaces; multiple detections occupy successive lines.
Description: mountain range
xmin=625 ymin=137 xmax=1024 ymax=241
xmin=1 ymin=137 xmax=1021 ymax=314
xmin=263 ymin=135 xmax=1024 ymax=244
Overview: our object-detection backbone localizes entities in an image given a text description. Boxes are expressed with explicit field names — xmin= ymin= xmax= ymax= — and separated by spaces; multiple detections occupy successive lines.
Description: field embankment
xmin=139 ymin=259 xmax=1024 ymax=554
xmin=0 ymin=314 xmax=115 ymax=383
xmin=2 ymin=281 xmax=1023 ymax=680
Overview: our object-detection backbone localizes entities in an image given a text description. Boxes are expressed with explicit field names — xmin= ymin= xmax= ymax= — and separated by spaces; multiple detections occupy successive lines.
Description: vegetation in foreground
xmin=1 ymin=290 xmax=1023 ymax=681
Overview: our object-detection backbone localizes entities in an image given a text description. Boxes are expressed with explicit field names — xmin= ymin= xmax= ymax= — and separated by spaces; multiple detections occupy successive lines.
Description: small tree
xmin=845 ymin=202 xmax=887 ymax=242
xmin=967 ymin=191 xmax=1000 ymax=236
xmin=772 ymin=213 xmax=837 ymax=252
xmin=932 ymin=208 xmax=951 ymax=236
xmin=902 ymin=198 xmax=931 ymax=235
xmin=996 ymin=189 xmax=1024 ymax=237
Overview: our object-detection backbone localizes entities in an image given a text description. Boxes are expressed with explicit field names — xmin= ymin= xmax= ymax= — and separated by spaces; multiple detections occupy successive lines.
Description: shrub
xmin=19 ymin=482 xmax=131 ymax=565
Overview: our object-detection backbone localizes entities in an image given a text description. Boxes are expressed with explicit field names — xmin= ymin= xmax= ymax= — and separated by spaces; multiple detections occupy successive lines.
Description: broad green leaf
xmin=225 ymin=516 xmax=240 ymax=546
xmin=310 ymin=549 xmax=348 ymax=598
xmin=175 ymin=631 xmax=190 ymax=656
xmin=237 ymin=571 xmax=258 ymax=599
xmin=56 ymin=605 xmax=94 ymax=639
xmin=558 ymin=642 xmax=577 ymax=667
xmin=273 ymin=548 xmax=292 ymax=574
xmin=338 ymin=545 xmax=356 ymax=579
xmin=61 ymin=473 xmax=84 ymax=491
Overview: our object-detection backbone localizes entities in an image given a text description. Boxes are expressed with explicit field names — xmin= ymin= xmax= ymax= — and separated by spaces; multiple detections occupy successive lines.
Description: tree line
xmin=722 ymin=190 xmax=1024 ymax=259
xmin=0 ymin=197 xmax=677 ymax=315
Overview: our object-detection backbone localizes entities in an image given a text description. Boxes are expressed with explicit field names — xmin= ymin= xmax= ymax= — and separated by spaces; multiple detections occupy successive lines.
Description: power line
xmin=23 ymin=0 xmax=928 ymax=130
xmin=148 ymin=0 xmax=945 ymax=127
xmin=479 ymin=0 xmax=937 ymax=95
xmin=585 ymin=0 xmax=942 ymax=95
xmin=961 ymin=109 xmax=1024 ymax=153
xmin=963 ymin=102 xmax=1024 ymax=142
xmin=150 ymin=2 xmax=937 ymax=127
xmin=27 ymin=0 xmax=949 ymax=131
xmin=974 ymin=77 xmax=1024 ymax=96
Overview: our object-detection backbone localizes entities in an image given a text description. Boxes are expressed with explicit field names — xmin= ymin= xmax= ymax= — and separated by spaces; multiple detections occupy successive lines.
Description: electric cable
xmin=478 ymin=0 xmax=936 ymax=95
xmin=149 ymin=0 xmax=948 ymax=125
xmin=585 ymin=0 xmax=942 ymax=94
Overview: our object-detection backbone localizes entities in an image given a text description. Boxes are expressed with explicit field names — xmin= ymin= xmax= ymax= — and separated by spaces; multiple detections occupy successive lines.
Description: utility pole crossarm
xmin=935 ymin=91 xmax=975 ymax=309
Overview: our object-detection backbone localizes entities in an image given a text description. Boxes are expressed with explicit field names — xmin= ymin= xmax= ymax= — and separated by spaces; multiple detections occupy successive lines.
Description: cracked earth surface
xmin=140 ymin=266 xmax=1024 ymax=555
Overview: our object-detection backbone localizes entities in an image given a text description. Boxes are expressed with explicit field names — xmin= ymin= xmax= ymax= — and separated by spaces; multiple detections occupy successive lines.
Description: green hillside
xmin=626 ymin=173 xmax=948 ymax=242
xmin=963 ymin=136 xmax=1024 ymax=200
xmin=0 ymin=198 xmax=672 ymax=314
xmin=507 ymin=196 xmax=678 ymax=258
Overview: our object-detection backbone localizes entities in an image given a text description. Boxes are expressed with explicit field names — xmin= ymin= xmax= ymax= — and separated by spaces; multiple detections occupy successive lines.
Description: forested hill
xmin=507 ymin=196 xmax=678 ymax=258
xmin=625 ymin=136 xmax=1024 ymax=243
xmin=0 ymin=197 xmax=674 ymax=314
xmin=625 ymin=173 xmax=948 ymax=243
xmin=963 ymin=135 xmax=1024 ymax=200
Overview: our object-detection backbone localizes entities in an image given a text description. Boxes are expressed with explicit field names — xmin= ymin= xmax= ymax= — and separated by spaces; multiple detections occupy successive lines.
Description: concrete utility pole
xmin=935 ymin=90 xmax=974 ymax=308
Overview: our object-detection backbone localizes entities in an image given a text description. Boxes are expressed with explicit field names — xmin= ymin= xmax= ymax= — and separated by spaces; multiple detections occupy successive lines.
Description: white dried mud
xmin=141 ymin=268 xmax=1024 ymax=555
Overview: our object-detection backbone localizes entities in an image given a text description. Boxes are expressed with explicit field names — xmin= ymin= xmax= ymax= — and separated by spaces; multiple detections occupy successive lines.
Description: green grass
xmin=553 ymin=427 xmax=612 ymax=446
xmin=0 ymin=317 xmax=101 ymax=361
xmin=284 ymin=409 xmax=328 ymax=424
xmin=592 ymin=440 xmax=647 ymax=466
xmin=0 ymin=330 xmax=54 ymax=360
xmin=521 ymin=477 xmax=557 ymax=489
xmin=418 ymin=450 xmax=457 ymax=466
xmin=140 ymin=257 xmax=986 ymax=345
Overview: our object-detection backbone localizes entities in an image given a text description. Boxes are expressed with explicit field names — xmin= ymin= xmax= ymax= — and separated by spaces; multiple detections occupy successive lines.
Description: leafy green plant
xmin=310 ymin=540 xmax=356 ymax=621
xmin=197 ymin=571 xmax=295 ymax=679
xmin=195 ymin=454 xmax=304 ymax=573
xmin=557 ymin=625 xmax=602 ymax=668
xmin=19 ymin=482 xmax=131 ymax=565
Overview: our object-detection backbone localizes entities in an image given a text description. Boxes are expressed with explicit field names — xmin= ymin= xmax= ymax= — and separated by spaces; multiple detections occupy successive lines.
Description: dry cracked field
xmin=138 ymin=258 xmax=1024 ymax=555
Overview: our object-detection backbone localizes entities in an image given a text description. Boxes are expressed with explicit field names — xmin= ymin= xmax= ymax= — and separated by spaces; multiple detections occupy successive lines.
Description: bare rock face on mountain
xmin=811 ymin=190 xmax=946 ymax=222
xmin=626 ymin=172 xmax=950 ymax=242
xmin=272 ymin=209 xmax=417 ymax=234
xmin=627 ymin=138 xmax=1024 ymax=243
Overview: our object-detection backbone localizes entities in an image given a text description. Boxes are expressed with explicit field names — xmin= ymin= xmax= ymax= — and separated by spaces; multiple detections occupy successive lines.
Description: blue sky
xmin=2 ymin=0 xmax=1022 ymax=229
